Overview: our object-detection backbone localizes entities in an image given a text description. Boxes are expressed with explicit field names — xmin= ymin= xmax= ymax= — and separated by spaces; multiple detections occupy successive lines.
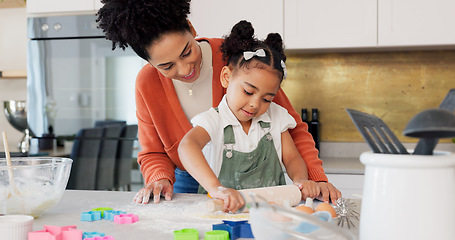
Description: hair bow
xmin=243 ymin=49 xmax=266 ymax=61
xmin=281 ymin=60 xmax=287 ymax=79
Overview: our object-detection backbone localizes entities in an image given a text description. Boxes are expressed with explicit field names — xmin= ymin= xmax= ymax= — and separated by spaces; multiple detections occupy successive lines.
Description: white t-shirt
xmin=172 ymin=41 xmax=213 ymax=120
xmin=191 ymin=95 xmax=296 ymax=177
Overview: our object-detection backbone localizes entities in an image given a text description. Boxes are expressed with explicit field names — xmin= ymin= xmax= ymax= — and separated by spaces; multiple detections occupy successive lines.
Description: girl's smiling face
xmin=146 ymin=30 xmax=202 ymax=83
xmin=221 ymin=62 xmax=281 ymax=127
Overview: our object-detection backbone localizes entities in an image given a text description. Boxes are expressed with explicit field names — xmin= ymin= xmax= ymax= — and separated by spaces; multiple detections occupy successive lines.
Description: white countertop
xmin=32 ymin=190 xmax=360 ymax=239
xmin=33 ymin=190 xmax=227 ymax=239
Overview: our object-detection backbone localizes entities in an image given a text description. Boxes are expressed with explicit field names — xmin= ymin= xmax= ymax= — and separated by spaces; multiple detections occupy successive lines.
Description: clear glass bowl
xmin=249 ymin=201 xmax=356 ymax=240
xmin=0 ymin=157 xmax=72 ymax=217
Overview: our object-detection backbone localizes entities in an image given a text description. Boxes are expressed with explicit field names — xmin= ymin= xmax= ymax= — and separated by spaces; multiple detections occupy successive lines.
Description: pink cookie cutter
xmin=28 ymin=225 xmax=82 ymax=240
xmin=113 ymin=214 xmax=139 ymax=224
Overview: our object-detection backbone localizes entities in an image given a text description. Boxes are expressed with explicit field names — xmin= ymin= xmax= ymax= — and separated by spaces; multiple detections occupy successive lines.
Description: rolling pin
xmin=206 ymin=185 xmax=301 ymax=213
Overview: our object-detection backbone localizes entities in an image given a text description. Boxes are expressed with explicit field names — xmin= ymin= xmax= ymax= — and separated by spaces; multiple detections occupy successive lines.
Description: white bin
xmin=359 ymin=151 xmax=455 ymax=240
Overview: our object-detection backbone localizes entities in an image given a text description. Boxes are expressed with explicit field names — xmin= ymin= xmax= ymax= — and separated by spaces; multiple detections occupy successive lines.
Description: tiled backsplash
xmin=282 ymin=50 xmax=455 ymax=143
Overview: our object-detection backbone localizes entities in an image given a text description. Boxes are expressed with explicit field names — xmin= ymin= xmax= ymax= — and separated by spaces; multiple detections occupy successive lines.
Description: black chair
xmin=94 ymin=120 xmax=126 ymax=128
xmin=0 ymin=152 xmax=28 ymax=158
xmin=67 ymin=127 xmax=103 ymax=190
xmin=114 ymin=124 xmax=138 ymax=191
xmin=95 ymin=125 xmax=123 ymax=190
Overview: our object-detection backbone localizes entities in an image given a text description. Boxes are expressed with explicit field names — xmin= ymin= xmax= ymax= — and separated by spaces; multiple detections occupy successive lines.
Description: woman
xmin=96 ymin=0 xmax=341 ymax=204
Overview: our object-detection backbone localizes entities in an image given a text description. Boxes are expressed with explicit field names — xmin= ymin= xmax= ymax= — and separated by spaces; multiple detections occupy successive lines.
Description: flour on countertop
xmin=113 ymin=194 xmax=249 ymax=235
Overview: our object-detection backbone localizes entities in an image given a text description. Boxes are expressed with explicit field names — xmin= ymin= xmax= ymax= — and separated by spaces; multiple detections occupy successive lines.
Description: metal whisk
xmin=334 ymin=198 xmax=360 ymax=229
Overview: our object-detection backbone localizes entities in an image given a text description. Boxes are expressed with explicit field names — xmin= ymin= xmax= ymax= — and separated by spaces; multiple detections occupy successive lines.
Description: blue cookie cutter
xmin=81 ymin=211 xmax=102 ymax=222
xmin=212 ymin=220 xmax=254 ymax=239
xmin=82 ymin=231 xmax=105 ymax=239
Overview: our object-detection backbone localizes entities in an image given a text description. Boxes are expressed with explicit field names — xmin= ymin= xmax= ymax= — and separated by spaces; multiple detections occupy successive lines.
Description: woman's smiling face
xmin=146 ymin=30 xmax=202 ymax=83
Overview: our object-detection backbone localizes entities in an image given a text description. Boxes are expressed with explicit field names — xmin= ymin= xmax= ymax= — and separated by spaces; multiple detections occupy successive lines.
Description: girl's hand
xmin=316 ymin=181 xmax=342 ymax=205
xmin=133 ymin=179 xmax=173 ymax=204
xmin=294 ymin=180 xmax=320 ymax=200
xmin=208 ymin=186 xmax=245 ymax=213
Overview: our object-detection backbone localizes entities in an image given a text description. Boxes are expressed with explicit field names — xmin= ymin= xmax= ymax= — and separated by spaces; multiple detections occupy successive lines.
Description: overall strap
xmin=223 ymin=125 xmax=236 ymax=144
xmin=258 ymin=121 xmax=270 ymax=129
xmin=214 ymin=107 xmax=236 ymax=144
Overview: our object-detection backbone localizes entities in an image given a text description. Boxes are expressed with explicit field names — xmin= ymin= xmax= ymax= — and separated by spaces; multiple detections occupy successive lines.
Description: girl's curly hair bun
xmin=221 ymin=20 xmax=258 ymax=61
xmin=221 ymin=20 xmax=287 ymax=81
xmin=230 ymin=20 xmax=255 ymax=41
xmin=265 ymin=33 xmax=286 ymax=62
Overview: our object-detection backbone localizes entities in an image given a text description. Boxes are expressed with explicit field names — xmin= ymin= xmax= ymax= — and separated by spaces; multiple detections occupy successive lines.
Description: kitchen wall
xmin=283 ymin=50 xmax=455 ymax=143
xmin=0 ymin=7 xmax=27 ymax=148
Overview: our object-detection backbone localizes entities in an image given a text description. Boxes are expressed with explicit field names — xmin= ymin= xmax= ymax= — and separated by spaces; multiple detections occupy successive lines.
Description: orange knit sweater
xmin=135 ymin=38 xmax=328 ymax=185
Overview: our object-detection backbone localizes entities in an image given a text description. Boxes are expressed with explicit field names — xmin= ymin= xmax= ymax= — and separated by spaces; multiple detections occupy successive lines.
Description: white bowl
xmin=0 ymin=157 xmax=72 ymax=217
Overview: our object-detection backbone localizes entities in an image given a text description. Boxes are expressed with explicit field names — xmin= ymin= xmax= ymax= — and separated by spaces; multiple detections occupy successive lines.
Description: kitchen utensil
xmin=359 ymin=150 xmax=455 ymax=240
xmin=334 ymin=198 xmax=359 ymax=229
xmin=0 ymin=157 xmax=72 ymax=217
xmin=412 ymin=89 xmax=455 ymax=155
xmin=248 ymin=197 xmax=356 ymax=240
xmin=439 ymin=88 xmax=455 ymax=111
xmin=3 ymin=101 xmax=30 ymax=153
xmin=207 ymin=185 xmax=301 ymax=213
xmin=346 ymin=109 xmax=408 ymax=154
xmin=403 ymin=108 xmax=455 ymax=155
xmin=1 ymin=131 xmax=20 ymax=198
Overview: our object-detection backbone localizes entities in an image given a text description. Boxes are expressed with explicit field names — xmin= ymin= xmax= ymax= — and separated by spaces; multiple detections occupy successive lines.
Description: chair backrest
xmin=94 ymin=120 xmax=126 ymax=128
xmin=0 ymin=152 xmax=28 ymax=158
xmin=67 ymin=127 xmax=103 ymax=190
xmin=115 ymin=124 xmax=138 ymax=191
xmin=96 ymin=125 xmax=123 ymax=190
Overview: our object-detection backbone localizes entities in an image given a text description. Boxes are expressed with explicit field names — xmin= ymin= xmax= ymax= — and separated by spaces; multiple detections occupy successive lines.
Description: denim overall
xmin=199 ymin=120 xmax=286 ymax=193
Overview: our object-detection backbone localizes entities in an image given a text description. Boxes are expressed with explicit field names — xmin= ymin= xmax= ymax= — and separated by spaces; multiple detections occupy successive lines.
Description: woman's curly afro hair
xmin=221 ymin=20 xmax=287 ymax=81
xmin=96 ymin=0 xmax=191 ymax=60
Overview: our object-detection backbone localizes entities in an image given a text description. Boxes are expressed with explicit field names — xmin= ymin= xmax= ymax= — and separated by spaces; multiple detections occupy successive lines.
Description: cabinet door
xmin=94 ymin=0 xmax=104 ymax=11
xmin=27 ymin=0 xmax=94 ymax=13
xmin=188 ymin=0 xmax=283 ymax=40
xmin=284 ymin=0 xmax=377 ymax=49
xmin=378 ymin=0 xmax=455 ymax=46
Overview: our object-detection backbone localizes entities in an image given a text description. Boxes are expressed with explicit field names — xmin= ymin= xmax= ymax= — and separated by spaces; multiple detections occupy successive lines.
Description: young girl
xmin=178 ymin=21 xmax=320 ymax=213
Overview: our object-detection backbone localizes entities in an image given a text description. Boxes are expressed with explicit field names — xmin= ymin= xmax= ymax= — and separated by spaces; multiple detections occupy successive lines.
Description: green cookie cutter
xmin=204 ymin=230 xmax=229 ymax=240
xmin=91 ymin=207 xmax=113 ymax=218
xmin=173 ymin=228 xmax=199 ymax=240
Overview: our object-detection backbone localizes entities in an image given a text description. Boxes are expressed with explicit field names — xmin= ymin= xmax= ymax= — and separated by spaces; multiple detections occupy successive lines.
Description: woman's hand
xmin=317 ymin=181 xmax=342 ymax=205
xmin=133 ymin=179 xmax=173 ymax=204
xmin=208 ymin=186 xmax=245 ymax=213
xmin=294 ymin=180 xmax=320 ymax=200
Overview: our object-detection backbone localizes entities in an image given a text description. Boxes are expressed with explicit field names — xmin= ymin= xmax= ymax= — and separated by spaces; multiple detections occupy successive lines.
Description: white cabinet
xmin=27 ymin=0 xmax=97 ymax=14
xmin=326 ymin=174 xmax=363 ymax=199
xmin=189 ymin=0 xmax=283 ymax=40
xmin=284 ymin=0 xmax=377 ymax=49
xmin=378 ymin=0 xmax=455 ymax=47
xmin=284 ymin=0 xmax=455 ymax=49
xmin=94 ymin=0 xmax=103 ymax=11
